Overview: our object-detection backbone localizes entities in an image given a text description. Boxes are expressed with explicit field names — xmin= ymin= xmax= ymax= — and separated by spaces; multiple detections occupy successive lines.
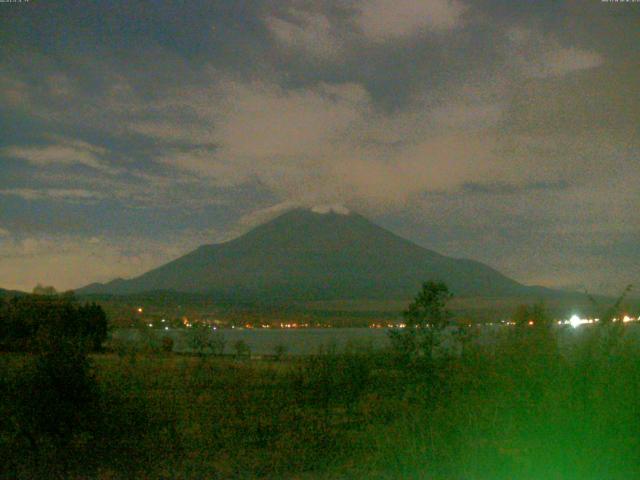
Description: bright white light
xmin=164 ymin=326 xmax=169 ymax=331
xmin=137 ymin=307 xmax=143 ymax=313
xmin=148 ymin=323 xmax=153 ymax=327
xmin=569 ymin=315 xmax=584 ymax=328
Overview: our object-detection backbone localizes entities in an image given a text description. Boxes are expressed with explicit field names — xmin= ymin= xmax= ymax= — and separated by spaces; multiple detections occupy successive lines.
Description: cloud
xmin=394 ymin=170 xmax=639 ymax=294
xmin=132 ymin=75 xmax=516 ymax=209
xmin=2 ymin=137 xmax=111 ymax=172
xmin=356 ymin=0 xmax=466 ymax=41
xmin=237 ymin=201 xmax=301 ymax=229
xmin=428 ymin=102 xmax=503 ymax=129
xmin=0 ymin=73 xmax=29 ymax=108
xmin=506 ymin=27 xmax=603 ymax=79
xmin=265 ymin=9 xmax=343 ymax=60
xmin=212 ymin=80 xmax=369 ymax=158
xmin=264 ymin=0 xmax=466 ymax=59
xmin=0 ymin=188 xmax=105 ymax=201
xmin=311 ymin=204 xmax=350 ymax=215
xmin=530 ymin=47 xmax=603 ymax=79
xmin=113 ymin=51 xmax=625 ymax=220
xmin=129 ymin=121 xmax=216 ymax=145
xmin=0 ymin=232 xmax=220 ymax=292
xmin=461 ymin=180 xmax=569 ymax=195
xmin=47 ymin=73 xmax=75 ymax=98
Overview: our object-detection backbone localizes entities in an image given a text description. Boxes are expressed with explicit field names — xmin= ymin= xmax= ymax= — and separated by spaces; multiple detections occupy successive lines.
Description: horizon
xmin=1 ymin=1 xmax=638 ymax=294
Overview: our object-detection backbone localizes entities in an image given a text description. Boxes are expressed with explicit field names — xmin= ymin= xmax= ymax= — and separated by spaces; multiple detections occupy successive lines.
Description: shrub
xmin=161 ymin=335 xmax=174 ymax=353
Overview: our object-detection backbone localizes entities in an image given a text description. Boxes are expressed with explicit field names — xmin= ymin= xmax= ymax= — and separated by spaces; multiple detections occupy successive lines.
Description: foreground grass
xmin=2 ymin=327 xmax=640 ymax=479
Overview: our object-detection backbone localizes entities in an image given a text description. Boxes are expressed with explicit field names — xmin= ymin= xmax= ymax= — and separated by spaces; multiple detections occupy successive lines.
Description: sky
xmin=0 ymin=0 xmax=638 ymax=295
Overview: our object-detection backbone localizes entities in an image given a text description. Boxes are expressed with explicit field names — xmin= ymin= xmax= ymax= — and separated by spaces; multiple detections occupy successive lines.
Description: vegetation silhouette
xmin=388 ymin=280 xmax=453 ymax=362
xmin=0 ymin=293 xmax=107 ymax=353
xmin=0 ymin=283 xmax=639 ymax=478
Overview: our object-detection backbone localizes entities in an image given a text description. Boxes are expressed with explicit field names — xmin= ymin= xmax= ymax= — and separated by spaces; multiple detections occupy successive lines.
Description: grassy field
xmin=2 ymin=324 xmax=640 ymax=479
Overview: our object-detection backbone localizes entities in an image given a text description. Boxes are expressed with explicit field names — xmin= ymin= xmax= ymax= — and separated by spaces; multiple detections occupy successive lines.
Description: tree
xmin=509 ymin=301 xmax=557 ymax=363
xmin=389 ymin=281 xmax=452 ymax=360
xmin=210 ymin=331 xmax=227 ymax=356
xmin=529 ymin=302 xmax=552 ymax=328
xmin=78 ymin=302 xmax=108 ymax=352
xmin=233 ymin=339 xmax=251 ymax=359
xmin=403 ymin=281 xmax=452 ymax=330
xmin=187 ymin=324 xmax=213 ymax=355
xmin=0 ymin=294 xmax=108 ymax=352
xmin=585 ymin=284 xmax=634 ymax=355
xmin=512 ymin=301 xmax=552 ymax=330
xmin=513 ymin=304 xmax=531 ymax=328
xmin=32 ymin=284 xmax=58 ymax=296
xmin=0 ymin=296 xmax=8 ymax=348
xmin=587 ymin=284 xmax=633 ymax=324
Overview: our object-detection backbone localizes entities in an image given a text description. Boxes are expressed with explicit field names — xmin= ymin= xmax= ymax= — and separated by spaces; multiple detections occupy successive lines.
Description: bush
xmin=161 ymin=335 xmax=174 ymax=353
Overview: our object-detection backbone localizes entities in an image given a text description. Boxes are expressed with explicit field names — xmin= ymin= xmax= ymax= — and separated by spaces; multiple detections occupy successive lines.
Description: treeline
xmin=0 ymin=293 xmax=108 ymax=352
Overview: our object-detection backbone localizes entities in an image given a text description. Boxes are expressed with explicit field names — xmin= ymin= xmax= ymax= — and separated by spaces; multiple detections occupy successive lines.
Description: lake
xmin=110 ymin=323 xmax=640 ymax=356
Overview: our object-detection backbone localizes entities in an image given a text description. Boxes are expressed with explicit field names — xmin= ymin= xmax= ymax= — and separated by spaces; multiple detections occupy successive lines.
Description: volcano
xmin=78 ymin=208 xmax=547 ymax=301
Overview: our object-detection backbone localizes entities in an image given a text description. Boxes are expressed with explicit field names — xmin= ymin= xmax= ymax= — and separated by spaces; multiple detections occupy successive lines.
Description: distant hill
xmin=78 ymin=208 xmax=558 ymax=302
xmin=0 ymin=288 xmax=26 ymax=298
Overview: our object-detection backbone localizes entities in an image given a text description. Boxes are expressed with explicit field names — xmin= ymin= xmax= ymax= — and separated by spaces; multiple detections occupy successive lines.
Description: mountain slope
xmin=78 ymin=209 xmax=541 ymax=300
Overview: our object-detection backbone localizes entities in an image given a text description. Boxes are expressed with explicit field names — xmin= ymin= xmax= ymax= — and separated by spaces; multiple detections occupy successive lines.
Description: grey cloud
xmin=356 ymin=0 xmax=467 ymax=40
xmin=2 ymin=136 xmax=116 ymax=173
xmin=462 ymin=180 xmax=570 ymax=195
xmin=505 ymin=27 xmax=603 ymax=79
xmin=265 ymin=9 xmax=344 ymax=60
xmin=0 ymin=188 xmax=105 ymax=201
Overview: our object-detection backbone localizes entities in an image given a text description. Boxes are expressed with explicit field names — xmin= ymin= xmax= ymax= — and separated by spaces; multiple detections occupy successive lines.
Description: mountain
xmin=77 ymin=208 xmax=552 ymax=301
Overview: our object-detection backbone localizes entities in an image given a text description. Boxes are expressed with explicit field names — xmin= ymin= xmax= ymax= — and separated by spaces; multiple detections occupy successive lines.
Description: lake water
xmin=110 ymin=324 xmax=640 ymax=356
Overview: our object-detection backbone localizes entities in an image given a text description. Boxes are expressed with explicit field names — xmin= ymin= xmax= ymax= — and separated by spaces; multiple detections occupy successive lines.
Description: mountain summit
xmin=78 ymin=208 xmax=533 ymax=300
